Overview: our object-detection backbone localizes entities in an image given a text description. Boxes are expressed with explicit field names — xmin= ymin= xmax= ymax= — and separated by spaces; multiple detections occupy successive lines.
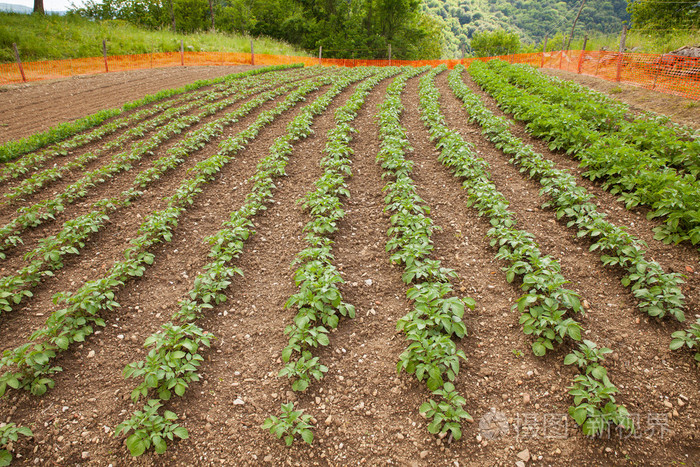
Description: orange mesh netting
xmin=1 ymin=50 xmax=697 ymax=100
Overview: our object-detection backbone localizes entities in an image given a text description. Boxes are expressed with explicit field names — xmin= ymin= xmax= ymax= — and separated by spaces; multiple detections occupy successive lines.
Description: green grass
xmin=568 ymin=29 xmax=700 ymax=54
xmin=0 ymin=13 xmax=310 ymax=63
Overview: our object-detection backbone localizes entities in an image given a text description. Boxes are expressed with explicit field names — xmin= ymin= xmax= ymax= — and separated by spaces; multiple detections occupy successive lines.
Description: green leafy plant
xmin=0 ymin=422 xmax=33 ymax=466
xmin=115 ymin=400 xmax=188 ymax=457
xmin=261 ymin=403 xmax=314 ymax=446
xmin=419 ymin=382 xmax=473 ymax=440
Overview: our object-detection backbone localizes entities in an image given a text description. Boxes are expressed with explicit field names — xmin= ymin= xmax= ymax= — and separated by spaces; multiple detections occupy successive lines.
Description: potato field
xmin=0 ymin=62 xmax=698 ymax=466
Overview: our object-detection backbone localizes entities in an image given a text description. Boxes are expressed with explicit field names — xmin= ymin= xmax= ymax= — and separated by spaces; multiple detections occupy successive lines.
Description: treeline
xmin=72 ymin=0 xmax=444 ymax=59
xmin=422 ymin=0 xmax=630 ymax=56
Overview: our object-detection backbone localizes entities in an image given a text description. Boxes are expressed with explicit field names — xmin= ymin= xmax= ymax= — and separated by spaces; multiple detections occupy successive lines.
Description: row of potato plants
xmin=0 ymin=67 xmax=323 ymax=262
xmin=0 ymin=72 xmax=320 ymax=318
xmin=449 ymin=65 xmax=688 ymax=324
xmin=374 ymin=66 xmax=474 ymax=442
xmin=420 ymin=65 xmax=633 ymax=437
xmin=116 ymin=67 xmax=374 ymax=457
xmin=0 ymin=72 xmax=333 ymax=399
xmin=469 ymin=61 xmax=700 ymax=249
xmin=0 ymin=63 xmax=303 ymax=165
xmin=264 ymin=67 xmax=399 ymax=447
xmin=0 ymin=66 xmax=315 ymax=194
xmin=490 ymin=61 xmax=698 ymax=157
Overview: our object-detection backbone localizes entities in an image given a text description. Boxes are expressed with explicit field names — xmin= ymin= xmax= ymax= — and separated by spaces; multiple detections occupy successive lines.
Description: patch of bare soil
xmin=541 ymin=68 xmax=700 ymax=129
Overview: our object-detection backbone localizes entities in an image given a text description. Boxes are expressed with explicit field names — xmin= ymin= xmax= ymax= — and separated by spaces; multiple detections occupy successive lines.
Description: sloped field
xmin=0 ymin=63 xmax=698 ymax=466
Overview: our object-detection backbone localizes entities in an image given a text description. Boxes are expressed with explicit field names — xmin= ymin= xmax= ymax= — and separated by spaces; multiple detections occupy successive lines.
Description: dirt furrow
xmin=399 ymin=74 xmax=581 ymax=465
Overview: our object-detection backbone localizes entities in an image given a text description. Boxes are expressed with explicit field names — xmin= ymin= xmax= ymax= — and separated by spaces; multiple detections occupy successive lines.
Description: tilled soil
xmin=0 ymin=65 xmax=260 ymax=143
xmin=0 ymin=66 xmax=698 ymax=466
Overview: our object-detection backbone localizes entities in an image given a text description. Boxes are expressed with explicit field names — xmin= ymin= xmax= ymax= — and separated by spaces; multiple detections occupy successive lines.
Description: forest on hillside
xmin=423 ymin=0 xmax=630 ymax=56
xmin=71 ymin=0 xmax=697 ymax=58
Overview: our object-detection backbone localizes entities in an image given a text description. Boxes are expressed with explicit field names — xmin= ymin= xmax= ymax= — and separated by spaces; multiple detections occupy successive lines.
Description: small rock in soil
xmin=517 ymin=448 xmax=530 ymax=462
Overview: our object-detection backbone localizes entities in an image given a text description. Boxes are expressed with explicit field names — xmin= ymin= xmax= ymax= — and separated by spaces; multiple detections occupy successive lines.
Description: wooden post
xmin=12 ymin=43 xmax=26 ymax=83
xmin=319 ymin=46 xmax=322 ymax=66
xmin=461 ymin=44 xmax=465 ymax=61
xmin=102 ymin=39 xmax=109 ymax=73
xmin=559 ymin=37 xmax=566 ymax=69
xmin=566 ymin=0 xmax=587 ymax=50
xmin=616 ymin=25 xmax=627 ymax=82
xmin=577 ymin=34 xmax=588 ymax=73
xmin=540 ymin=34 xmax=548 ymax=68
xmin=250 ymin=40 xmax=255 ymax=65
xmin=180 ymin=40 xmax=184 ymax=66
xmin=388 ymin=44 xmax=392 ymax=66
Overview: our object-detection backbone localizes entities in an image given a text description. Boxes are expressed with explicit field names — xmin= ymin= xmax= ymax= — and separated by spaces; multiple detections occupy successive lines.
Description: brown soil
xmin=0 ymin=65 xmax=260 ymax=144
xmin=541 ymin=69 xmax=700 ymax=129
xmin=0 ymin=67 xmax=698 ymax=467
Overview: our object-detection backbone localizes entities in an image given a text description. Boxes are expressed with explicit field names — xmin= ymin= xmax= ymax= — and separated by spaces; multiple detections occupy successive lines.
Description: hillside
xmin=0 ymin=12 xmax=309 ymax=63
xmin=423 ymin=0 xmax=630 ymax=56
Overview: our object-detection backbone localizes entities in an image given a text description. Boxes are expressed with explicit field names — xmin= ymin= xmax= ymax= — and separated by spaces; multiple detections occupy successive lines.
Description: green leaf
xmin=532 ymin=341 xmax=546 ymax=356
xmin=0 ymin=450 xmax=12 ymax=467
xmin=153 ymin=435 xmax=167 ymax=454
xmin=300 ymin=429 xmax=314 ymax=445
xmin=126 ymin=434 xmax=147 ymax=457
xmin=572 ymin=407 xmax=587 ymax=426
xmin=669 ymin=338 xmax=686 ymax=350
xmin=591 ymin=366 xmax=607 ymax=380
xmin=172 ymin=427 xmax=189 ymax=439
xmin=563 ymin=354 xmax=578 ymax=365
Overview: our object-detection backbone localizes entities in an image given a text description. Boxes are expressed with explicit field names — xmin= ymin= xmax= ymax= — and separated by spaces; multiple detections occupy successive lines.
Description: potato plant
xmin=267 ymin=66 xmax=400 ymax=446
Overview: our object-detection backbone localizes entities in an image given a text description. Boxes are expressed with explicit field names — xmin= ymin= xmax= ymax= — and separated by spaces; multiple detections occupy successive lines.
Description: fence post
xmin=319 ymin=46 xmax=322 ymax=66
xmin=559 ymin=36 xmax=566 ymax=69
xmin=12 ymin=43 xmax=26 ymax=83
xmin=388 ymin=44 xmax=392 ymax=67
xmin=250 ymin=40 xmax=255 ymax=65
xmin=102 ymin=39 xmax=109 ymax=73
xmin=577 ymin=34 xmax=588 ymax=73
xmin=540 ymin=34 xmax=548 ymax=68
xmin=180 ymin=40 xmax=184 ymax=66
xmin=616 ymin=24 xmax=627 ymax=82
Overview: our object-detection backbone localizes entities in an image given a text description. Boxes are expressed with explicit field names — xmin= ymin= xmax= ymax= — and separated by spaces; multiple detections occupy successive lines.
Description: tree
xmin=470 ymin=29 xmax=521 ymax=57
xmin=33 ymin=0 xmax=44 ymax=14
xmin=627 ymin=0 xmax=700 ymax=29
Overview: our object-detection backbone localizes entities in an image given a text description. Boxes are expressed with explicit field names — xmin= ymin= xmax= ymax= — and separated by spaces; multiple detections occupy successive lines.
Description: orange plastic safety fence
xmin=1 ymin=50 xmax=697 ymax=100
xmin=483 ymin=50 xmax=699 ymax=100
